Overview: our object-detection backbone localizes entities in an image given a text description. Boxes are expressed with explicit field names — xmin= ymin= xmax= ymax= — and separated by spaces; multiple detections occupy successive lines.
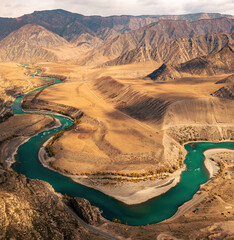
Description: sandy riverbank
xmin=39 ymin=139 xmax=186 ymax=205
xmin=73 ymin=168 xmax=185 ymax=205
xmin=204 ymin=148 xmax=234 ymax=178
xmin=38 ymin=143 xmax=231 ymax=205
xmin=38 ymin=141 xmax=232 ymax=206
xmin=204 ymin=157 xmax=220 ymax=178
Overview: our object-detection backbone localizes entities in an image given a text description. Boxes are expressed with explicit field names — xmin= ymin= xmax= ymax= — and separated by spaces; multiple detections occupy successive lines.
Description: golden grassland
xmin=31 ymin=61 xmax=233 ymax=175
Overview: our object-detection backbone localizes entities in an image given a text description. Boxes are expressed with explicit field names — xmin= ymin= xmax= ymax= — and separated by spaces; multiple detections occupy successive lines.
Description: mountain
xmin=70 ymin=33 xmax=103 ymax=51
xmin=0 ymin=10 xmax=233 ymax=65
xmin=141 ymin=13 xmax=234 ymax=22
xmin=211 ymin=85 xmax=234 ymax=100
xmin=147 ymin=64 xmax=181 ymax=81
xmin=81 ymin=18 xmax=234 ymax=65
xmin=0 ymin=24 xmax=69 ymax=63
xmin=103 ymin=32 xmax=234 ymax=66
xmin=0 ymin=10 xmax=232 ymax=42
xmin=147 ymin=44 xmax=234 ymax=81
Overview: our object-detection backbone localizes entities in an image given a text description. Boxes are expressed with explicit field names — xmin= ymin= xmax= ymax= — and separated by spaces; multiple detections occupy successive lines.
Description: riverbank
xmin=38 ymin=138 xmax=232 ymax=206
xmin=204 ymin=153 xmax=220 ymax=178
xmin=38 ymin=140 xmax=186 ymax=205
xmin=1 ymin=117 xmax=61 ymax=170
xmin=204 ymin=148 xmax=234 ymax=178
xmin=166 ymin=147 xmax=234 ymax=221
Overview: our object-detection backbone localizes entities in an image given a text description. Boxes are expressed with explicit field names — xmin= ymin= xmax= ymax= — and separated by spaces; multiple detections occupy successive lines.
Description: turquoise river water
xmin=11 ymin=69 xmax=234 ymax=226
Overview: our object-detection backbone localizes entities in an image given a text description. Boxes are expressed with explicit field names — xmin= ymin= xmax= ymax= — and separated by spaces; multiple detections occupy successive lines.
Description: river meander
xmin=11 ymin=69 xmax=234 ymax=226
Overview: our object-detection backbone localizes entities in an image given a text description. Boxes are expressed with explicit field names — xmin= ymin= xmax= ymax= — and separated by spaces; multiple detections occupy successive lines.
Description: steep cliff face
xmin=71 ymin=197 xmax=101 ymax=225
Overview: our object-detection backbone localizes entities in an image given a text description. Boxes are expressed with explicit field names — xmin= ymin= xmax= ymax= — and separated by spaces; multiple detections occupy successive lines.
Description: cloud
xmin=182 ymin=0 xmax=234 ymax=14
xmin=0 ymin=0 xmax=233 ymax=18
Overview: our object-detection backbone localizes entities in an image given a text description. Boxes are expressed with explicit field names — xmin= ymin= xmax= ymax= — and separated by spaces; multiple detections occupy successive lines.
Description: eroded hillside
xmin=147 ymin=44 xmax=234 ymax=81
xmin=104 ymin=32 xmax=234 ymax=66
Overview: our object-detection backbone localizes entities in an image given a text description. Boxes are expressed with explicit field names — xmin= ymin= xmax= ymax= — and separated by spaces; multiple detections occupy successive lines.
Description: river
xmin=10 ymin=67 xmax=234 ymax=226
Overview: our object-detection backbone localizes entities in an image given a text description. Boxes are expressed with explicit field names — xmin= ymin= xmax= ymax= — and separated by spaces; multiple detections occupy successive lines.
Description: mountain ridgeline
xmin=0 ymin=9 xmax=233 ymax=72
xmin=0 ymin=25 xmax=68 ymax=62
xmin=103 ymin=32 xmax=234 ymax=66
xmin=82 ymin=17 xmax=234 ymax=65
xmin=0 ymin=10 xmax=232 ymax=41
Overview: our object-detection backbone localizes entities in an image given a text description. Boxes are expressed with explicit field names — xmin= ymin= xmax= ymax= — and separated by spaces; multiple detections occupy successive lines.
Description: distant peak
xmin=18 ymin=24 xmax=47 ymax=32
xmin=32 ymin=9 xmax=83 ymax=16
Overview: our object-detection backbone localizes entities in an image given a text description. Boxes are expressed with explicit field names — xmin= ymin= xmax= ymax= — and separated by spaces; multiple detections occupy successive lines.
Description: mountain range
xmin=0 ymin=9 xmax=233 ymax=78
xmin=0 ymin=10 xmax=232 ymax=41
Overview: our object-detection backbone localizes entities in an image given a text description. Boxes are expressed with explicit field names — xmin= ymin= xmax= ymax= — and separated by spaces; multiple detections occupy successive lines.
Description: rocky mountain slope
xmin=0 ymin=24 xmax=69 ymax=63
xmin=147 ymin=44 xmax=234 ymax=81
xmin=211 ymin=85 xmax=234 ymax=100
xmin=0 ymin=10 xmax=232 ymax=41
xmin=0 ymin=170 xmax=104 ymax=239
xmin=0 ymin=11 xmax=233 ymax=65
xmin=70 ymin=33 xmax=103 ymax=51
xmin=104 ymin=32 xmax=234 ymax=66
xmin=81 ymin=18 xmax=234 ymax=65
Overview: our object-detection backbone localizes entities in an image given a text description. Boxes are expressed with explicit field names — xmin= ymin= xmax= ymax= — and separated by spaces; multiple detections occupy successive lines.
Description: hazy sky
xmin=1 ymin=0 xmax=234 ymax=18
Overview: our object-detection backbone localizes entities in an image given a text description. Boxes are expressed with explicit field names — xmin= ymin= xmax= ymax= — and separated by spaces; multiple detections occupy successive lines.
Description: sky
xmin=1 ymin=0 xmax=234 ymax=18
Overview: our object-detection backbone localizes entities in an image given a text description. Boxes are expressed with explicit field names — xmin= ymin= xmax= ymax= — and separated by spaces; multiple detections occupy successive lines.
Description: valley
xmin=15 ymin=62 xmax=233 ymax=202
xmin=0 ymin=8 xmax=233 ymax=240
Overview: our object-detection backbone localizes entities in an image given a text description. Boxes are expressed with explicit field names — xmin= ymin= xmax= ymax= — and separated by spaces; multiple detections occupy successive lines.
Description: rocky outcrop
xmin=0 ymin=170 xmax=99 ymax=239
xmin=146 ymin=64 xmax=181 ymax=81
xmin=71 ymin=197 xmax=101 ymax=225
xmin=177 ymin=45 xmax=234 ymax=75
xmin=211 ymin=85 xmax=234 ymax=100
